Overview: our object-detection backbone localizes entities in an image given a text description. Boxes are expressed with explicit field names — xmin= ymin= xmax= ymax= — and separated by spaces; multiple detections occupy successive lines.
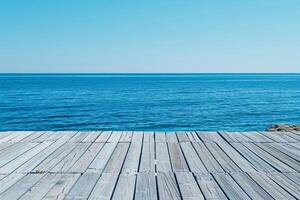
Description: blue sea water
xmin=0 ymin=73 xmax=299 ymax=131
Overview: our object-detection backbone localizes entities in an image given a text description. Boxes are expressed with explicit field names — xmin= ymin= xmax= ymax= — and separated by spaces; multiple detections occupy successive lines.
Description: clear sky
xmin=0 ymin=0 xmax=300 ymax=73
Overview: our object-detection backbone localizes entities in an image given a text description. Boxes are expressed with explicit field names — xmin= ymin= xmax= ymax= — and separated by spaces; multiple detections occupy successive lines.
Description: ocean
xmin=0 ymin=73 xmax=299 ymax=131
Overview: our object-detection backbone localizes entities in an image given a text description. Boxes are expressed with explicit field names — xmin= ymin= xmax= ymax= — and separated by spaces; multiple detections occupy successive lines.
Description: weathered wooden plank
xmin=69 ymin=143 xmax=104 ymax=173
xmin=267 ymin=172 xmax=300 ymax=198
xmin=219 ymin=132 xmax=252 ymax=143
xmin=14 ymin=132 xmax=75 ymax=173
xmin=95 ymin=131 xmax=112 ymax=142
xmin=249 ymin=172 xmax=295 ymax=199
xmin=156 ymin=142 xmax=172 ymax=172
xmin=0 ymin=174 xmax=44 ymax=200
xmin=65 ymin=172 xmax=101 ymax=200
xmin=157 ymin=172 xmax=181 ymax=200
xmin=7 ymin=131 xmax=35 ymax=143
xmin=168 ymin=142 xmax=189 ymax=172
xmin=19 ymin=174 xmax=62 ymax=200
xmin=180 ymin=142 xmax=207 ymax=173
xmin=260 ymin=131 xmax=298 ymax=143
xmin=256 ymin=143 xmax=300 ymax=172
xmin=119 ymin=131 xmax=133 ymax=143
xmin=196 ymin=131 xmax=225 ymax=143
xmin=135 ymin=172 xmax=157 ymax=200
xmin=21 ymin=132 xmax=45 ymax=142
xmin=176 ymin=131 xmax=190 ymax=142
xmin=103 ymin=143 xmax=130 ymax=173
xmin=33 ymin=142 xmax=76 ymax=173
xmin=194 ymin=173 xmax=227 ymax=200
xmin=0 ymin=141 xmax=53 ymax=174
xmin=166 ymin=132 xmax=178 ymax=143
xmin=231 ymin=143 xmax=276 ymax=172
xmin=205 ymin=143 xmax=241 ymax=172
xmin=213 ymin=173 xmax=251 ymax=200
xmin=88 ymin=142 xmax=118 ymax=172
xmin=241 ymin=132 xmax=273 ymax=143
xmin=155 ymin=132 xmax=166 ymax=143
xmin=112 ymin=173 xmax=136 ymax=200
xmin=82 ymin=131 xmax=102 ymax=143
xmin=122 ymin=141 xmax=143 ymax=173
xmin=139 ymin=133 xmax=155 ymax=172
xmin=0 ymin=142 xmax=37 ymax=168
xmin=88 ymin=173 xmax=119 ymax=200
xmin=69 ymin=131 xmax=89 ymax=142
xmin=107 ymin=131 xmax=122 ymax=143
xmin=230 ymin=173 xmax=273 ymax=200
xmin=243 ymin=143 xmax=296 ymax=172
xmin=50 ymin=143 xmax=90 ymax=173
xmin=175 ymin=172 xmax=204 ymax=200
xmin=186 ymin=131 xmax=201 ymax=142
xmin=192 ymin=142 xmax=224 ymax=173
xmin=131 ymin=131 xmax=143 ymax=143
xmin=217 ymin=142 xmax=257 ymax=172
xmin=43 ymin=174 xmax=80 ymax=200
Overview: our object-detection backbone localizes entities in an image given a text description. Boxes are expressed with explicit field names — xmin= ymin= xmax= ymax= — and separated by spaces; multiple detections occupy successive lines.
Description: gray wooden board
xmin=180 ymin=142 xmax=207 ymax=173
xmin=231 ymin=143 xmax=276 ymax=172
xmin=230 ymin=173 xmax=273 ymax=200
xmin=43 ymin=174 xmax=80 ymax=200
xmin=50 ymin=143 xmax=91 ymax=173
xmin=0 ymin=174 xmax=44 ymax=200
xmin=197 ymin=131 xmax=225 ymax=143
xmin=168 ymin=142 xmax=189 ymax=172
xmin=186 ymin=131 xmax=201 ymax=142
xmin=175 ymin=172 xmax=205 ymax=200
xmin=122 ymin=141 xmax=143 ymax=173
xmin=267 ymin=172 xmax=300 ymax=198
xmin=0 ymin=141 xmax=53 ymax=174
xmin=65 ymin=172 xmax=101 ymax=199
xmin=107 ymin=131 xmax=122 ymax=143
xmin=88 ymin=142 xmax=118 ymax=173
xmin=155 ymin=132 xmax=166 ymax=143
xmin=19 ymin=174 xmax=63 ymax=200
xmin=156 ymin=142 xmax=172 ymax=172
xmin=112 ymin=173 xmax=136 ymax=200
xmin=243 ymin=143 xmax=296 ymax=172
xmin=194 ymin=173 xmax=227 ymax=200
xmin=249 ymin=172 xmax=296 ymax=199
xmin=69 ymin=143 xmax=104 ymax=173
xmin=95 ymin=131 xmax=112 ymax=142
xmin=88 ymin=173 xmax=119 ymax=200
xmin=217 ymin=142 xmax=257 ymax=172
xmin=260 ymin=131 xmax=298 ymax=143
xmin=242 ymin=132 xmax=273 ymax=143
xmin=119 ymin=131 xmax=133 ymax=143
xmin=213 ymin=173 xmax=251 ymax=200
xmin=33 ymin=142 xmax=76 ymax=173
xmin=166 ymin=132 xmax=178 ymax=143
xmin=157 ymin=172 xmax=181 ymax=200
xmin=134 ymin=172 xmax=157 ymax=200
xmin=176 ymin=131 xmax=190 ymax=142
xmin=139 ymin=135 xmax=155 ymax=172
xmin=82 ymin=131 xmax=102 ymax=142
xmin=103 ymin=143 xmax=130 ymax=173
xmin=205 ymin=142 xmax=241 ymax=173
xmin=255 ymin=143 xmax=300 ymax=172
xmin=219 ymin=132 xmax=252 ymax=143
xmin=192 ymin=142 xmax=224 ymax=173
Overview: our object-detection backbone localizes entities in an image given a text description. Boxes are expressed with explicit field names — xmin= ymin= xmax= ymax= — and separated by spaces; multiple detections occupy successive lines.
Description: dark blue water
xmin=0 ymin=74 xmax=299 ymax=131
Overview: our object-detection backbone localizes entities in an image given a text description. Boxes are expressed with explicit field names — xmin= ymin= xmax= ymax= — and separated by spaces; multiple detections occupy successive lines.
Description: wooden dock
xmin=0 ymin=131 xmax=299 ymax=199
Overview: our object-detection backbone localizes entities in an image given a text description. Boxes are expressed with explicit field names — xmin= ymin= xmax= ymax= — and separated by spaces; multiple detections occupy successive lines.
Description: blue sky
xmin=0 ymin=0 xmax=299 ymax=73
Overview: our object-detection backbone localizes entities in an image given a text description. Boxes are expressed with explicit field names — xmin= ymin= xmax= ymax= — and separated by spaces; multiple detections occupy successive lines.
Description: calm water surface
xmin=0 ymin=74 xmax=299 ymax=131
